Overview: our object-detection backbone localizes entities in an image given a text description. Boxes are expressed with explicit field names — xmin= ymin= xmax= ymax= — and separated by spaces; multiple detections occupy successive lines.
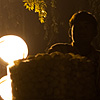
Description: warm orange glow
xmin=0 ymin=35 xmax=28 ymax=100
xmin=0 ymin=75 xmax=12 ymax=100
xmin=0 ymin=35 xmax=28 ymax=64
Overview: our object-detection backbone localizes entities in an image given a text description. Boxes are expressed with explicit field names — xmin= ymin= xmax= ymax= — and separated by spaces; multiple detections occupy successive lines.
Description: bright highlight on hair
xmin=0 ymin=35 xmax=28 ymax=64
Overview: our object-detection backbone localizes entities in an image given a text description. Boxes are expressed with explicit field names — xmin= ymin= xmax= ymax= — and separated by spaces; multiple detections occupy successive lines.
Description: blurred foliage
xmin=43 ymin=0 xmax=59 ymax=48
xmin=23 ymin=0 xmax=47 ymax=23
xmin=88 ymin=0 xmax=100 ymax=17
xmin=88 ymin=0 xmax=100 ymax=49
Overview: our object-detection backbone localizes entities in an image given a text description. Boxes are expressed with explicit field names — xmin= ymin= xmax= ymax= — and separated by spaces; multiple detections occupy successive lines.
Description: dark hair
xmin=69 ymin=11 xmax=98 ymax=28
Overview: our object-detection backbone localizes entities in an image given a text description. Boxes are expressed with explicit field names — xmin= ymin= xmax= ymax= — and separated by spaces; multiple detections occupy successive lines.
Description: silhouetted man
xmin=48 ymin=11 xmax=100 ymax=62
xmin=47 ymin=11 xmax=100 ymax=99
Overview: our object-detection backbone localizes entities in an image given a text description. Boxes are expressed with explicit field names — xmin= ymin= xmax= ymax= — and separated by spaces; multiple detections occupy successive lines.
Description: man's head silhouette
xmin=69 ymin=11 xmax=98 ymax=46
xmin=47 ymin=11 xmax=99 ymax=57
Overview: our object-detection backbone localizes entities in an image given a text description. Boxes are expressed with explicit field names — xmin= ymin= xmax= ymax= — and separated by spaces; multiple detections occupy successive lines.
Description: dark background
xmin=0 ymin=0 xmax=100 ymax=93
xmin=0 ymin=1 xmax=100 ymax=99
xmin=0 ymin=0 xmax=100 ymax=55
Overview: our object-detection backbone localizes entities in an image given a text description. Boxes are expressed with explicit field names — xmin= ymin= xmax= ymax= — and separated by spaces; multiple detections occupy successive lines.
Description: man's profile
xmin=47 ymin=11 xmax=100 ymax=62
xmin=47 ymin=11 xmax=100 ymax=99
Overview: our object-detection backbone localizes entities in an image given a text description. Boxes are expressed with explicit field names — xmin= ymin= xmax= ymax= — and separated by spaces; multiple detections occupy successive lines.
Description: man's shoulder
xmin=50 ymin=43 xmax=72 ymax=49
xmin=47 ymin=43 xmax=73 ymax=54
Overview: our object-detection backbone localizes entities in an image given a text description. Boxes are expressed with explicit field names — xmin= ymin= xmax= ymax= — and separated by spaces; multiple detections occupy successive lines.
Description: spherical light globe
xmin=0 ymin=35 xmax=28 ymax=64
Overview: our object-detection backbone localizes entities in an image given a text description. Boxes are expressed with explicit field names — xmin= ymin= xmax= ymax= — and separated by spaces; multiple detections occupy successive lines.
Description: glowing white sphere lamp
xmin=0 ymin=35 xmax=28 ymax=64
xmin=0 ymin=35 xmax=28 ymax=100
